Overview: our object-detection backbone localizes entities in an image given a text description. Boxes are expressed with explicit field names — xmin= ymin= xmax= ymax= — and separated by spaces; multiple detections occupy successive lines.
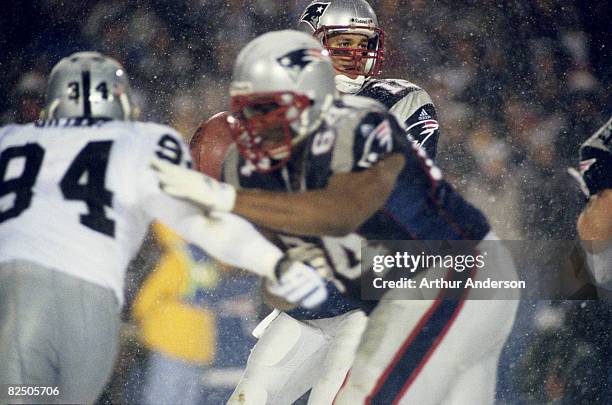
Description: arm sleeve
xmin=346 ymin=111 xmax=413 ymax=173
xmin=136 ymin=129 xmax=280 ymax=279
xmin=389 ymin=90 xmax=440 ymax=159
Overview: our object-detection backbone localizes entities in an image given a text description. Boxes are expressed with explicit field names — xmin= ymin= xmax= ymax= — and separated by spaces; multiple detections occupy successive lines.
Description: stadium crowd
xmin=1 ymin=0 xmax=610 ymax=403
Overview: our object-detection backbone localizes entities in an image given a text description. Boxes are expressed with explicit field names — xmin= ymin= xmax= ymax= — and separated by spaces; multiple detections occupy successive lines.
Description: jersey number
xmin=0 ymin=144 xmax=44 ymax=223
xmin=0 ymin=141 xmax=116 ymax=237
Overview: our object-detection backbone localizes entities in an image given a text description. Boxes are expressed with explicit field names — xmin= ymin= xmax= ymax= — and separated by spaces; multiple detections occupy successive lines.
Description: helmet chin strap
xmin=334 ymin=74 xmax=366 ymax=94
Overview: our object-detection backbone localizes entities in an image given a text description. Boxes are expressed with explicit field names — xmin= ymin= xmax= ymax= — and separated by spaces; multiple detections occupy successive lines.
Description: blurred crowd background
xmin=1 ymin=0 xmax=611 ymax=404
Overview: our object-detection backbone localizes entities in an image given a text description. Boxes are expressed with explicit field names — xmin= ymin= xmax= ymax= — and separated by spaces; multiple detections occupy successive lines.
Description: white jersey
xmin=0 ymin=118 xmax=284 ymax=305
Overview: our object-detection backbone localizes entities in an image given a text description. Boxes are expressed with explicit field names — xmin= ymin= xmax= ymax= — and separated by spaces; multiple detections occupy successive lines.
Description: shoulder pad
xmin=358 ymin=78 xmax=425 ymax=110
xmin=366 ymin=78 xmax=422 ymax=91
xmin=125 ymin=121 xmax=191 ymax=168
xmin=131 ymin=121 xmax=183 ymax=139
xmin=0 ymin=124 xmax=21 ymax=139
xmin=340 ymin=94 xmax=387 ymax=112
xmin=325 ymin=95 xmax=389 ymax=132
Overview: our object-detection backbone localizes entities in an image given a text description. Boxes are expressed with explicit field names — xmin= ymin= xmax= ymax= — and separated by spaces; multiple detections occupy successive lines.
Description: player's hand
xmin=284 ymin=244 xmax=331 ymax=276
xmin=152 ymin=158 xmax=236 ymax=212
xmin=266 ymin=257 xmax=328 ymax=309
xmin=285 ymin=244 xmax=346 ymax=293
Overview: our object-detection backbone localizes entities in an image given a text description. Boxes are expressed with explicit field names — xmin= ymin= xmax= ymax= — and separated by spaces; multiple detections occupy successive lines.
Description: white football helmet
xmin=43 ymin=51 xmax=134 ymax=120
xmin=229 ymin=30 xmax=335 ymax=172
xmin=298 ymin=0 xmax=385 ymax=93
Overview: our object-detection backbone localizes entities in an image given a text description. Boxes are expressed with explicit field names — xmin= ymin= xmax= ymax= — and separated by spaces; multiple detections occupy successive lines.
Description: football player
xmin=155 ymin=31 xmax=519 ymax=405
xmin=189 ymin=0 xmax=440 ymax=178
xmin=570 ymin=115 xmax=612 ymax=291
xmin=0 ymin=52 xmax=327 ymax=404
xmin=298 ymin=0 xmax=440 ymax=158
xmin=189 ymin=2 xmax=443 ymax=400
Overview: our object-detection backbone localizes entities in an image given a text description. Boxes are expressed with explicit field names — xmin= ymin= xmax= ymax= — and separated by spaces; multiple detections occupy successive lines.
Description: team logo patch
xmin=277 ymin=48 xmax=328 ymax=80
xmin=357 ymin=120 xmax=393 ymax=168
xmin=371 ymin=120 xmax=392 ymax=147
xmin=408 ymin=119 xmax=439 ymax=147
xmin=300 ymin=2 xmax=331 ymax=31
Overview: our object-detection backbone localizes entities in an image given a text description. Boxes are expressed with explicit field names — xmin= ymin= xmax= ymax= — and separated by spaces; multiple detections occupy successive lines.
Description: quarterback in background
xmin=299 ymin=0 xmax=440 ymax=158
xmin=188 ymin=3 xmax=444 ymax=400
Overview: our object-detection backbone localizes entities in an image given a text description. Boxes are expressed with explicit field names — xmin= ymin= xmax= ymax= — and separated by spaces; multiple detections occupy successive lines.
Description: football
xmin=190 ymin=111 xmax=235 ymax=180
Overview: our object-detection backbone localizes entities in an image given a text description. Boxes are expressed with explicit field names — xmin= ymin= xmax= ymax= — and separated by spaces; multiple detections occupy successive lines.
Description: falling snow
xmin=1 ymin=1 xmax=610 ymax=404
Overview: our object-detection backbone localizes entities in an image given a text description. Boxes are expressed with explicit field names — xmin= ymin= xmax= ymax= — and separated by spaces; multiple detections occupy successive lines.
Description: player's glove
xmin=152 ymin=158 xmax=236 ymax=212
xmin=284 ymin=244 xmax=347 ymax=293
xmin=266 ymin=255 xmax=328 ymax=309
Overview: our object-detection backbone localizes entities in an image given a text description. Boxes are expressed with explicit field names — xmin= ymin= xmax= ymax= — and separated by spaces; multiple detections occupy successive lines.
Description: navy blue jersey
xmin=223 ymin=96 xmax=489 ymax=316
xmin=357 ymin=78 xmax=440 ymax=159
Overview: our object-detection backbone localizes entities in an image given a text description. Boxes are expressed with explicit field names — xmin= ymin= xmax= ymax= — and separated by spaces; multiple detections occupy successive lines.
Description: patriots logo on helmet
xmin=300 ymin=2 xmax=331 ymax=31
xmin=276 ymin=48 xmax=328 ymax=80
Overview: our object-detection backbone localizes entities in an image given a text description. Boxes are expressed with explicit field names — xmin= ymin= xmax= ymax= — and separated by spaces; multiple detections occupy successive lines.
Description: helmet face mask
xmin=299 ymin=0 xmax=385 ymax=81
xmin=317 ymin=26 xmax=384 ymax=77
xmin=230 ymin=91 xmax=312 ymax=173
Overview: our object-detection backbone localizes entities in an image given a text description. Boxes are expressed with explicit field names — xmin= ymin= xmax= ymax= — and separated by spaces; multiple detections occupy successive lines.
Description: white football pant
xmin=227 ymin=309 xmax=367 ymax=405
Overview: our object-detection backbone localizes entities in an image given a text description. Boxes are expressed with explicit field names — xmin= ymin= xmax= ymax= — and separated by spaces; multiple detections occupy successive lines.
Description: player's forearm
xmin=177 ymin=212 xmax=281 ymax=279
xmin=233 ymin=188 xmax=352 ymax=236
xmin=578 ymin=189 xmax=612 ymax=243
xmin=233 ymin=153 xmax=405 ymax=236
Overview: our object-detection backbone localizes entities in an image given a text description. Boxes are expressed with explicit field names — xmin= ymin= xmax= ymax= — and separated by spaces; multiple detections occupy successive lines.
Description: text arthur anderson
xmin=373 ymin=277 xmax=526 ymax=289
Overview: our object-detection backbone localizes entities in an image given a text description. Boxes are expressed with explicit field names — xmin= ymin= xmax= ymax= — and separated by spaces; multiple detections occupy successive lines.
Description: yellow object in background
xmin=133 ymin=222 xmax=220 ymax=365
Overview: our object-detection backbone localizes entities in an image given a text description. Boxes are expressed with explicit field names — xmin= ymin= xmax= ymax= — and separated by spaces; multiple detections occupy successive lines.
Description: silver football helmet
xmin=43 ymin=51 xmax=134 ymax=120
xmin=298 ymin=0 xmax=385 ymax=93
xmin=229 ymin=30 xmax=335 ymax=172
